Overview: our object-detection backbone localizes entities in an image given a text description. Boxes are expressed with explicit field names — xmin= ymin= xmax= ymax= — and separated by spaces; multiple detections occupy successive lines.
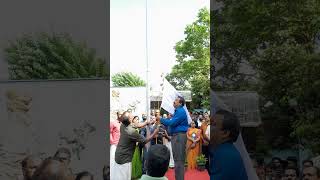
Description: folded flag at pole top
xmin=160 ymin=78 xmax=192 ymax=125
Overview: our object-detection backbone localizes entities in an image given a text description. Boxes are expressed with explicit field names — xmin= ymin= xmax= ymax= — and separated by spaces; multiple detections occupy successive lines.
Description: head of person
xmin=21 ymin=155 xmax=42 ymax=180
xmin=32 ymin=158 xmax=73 ymax=180
xmin=211 ymin=109 xmax=240 ymax=146
xmin=155 ymin=109 xmax=160 ymax=115
xmin=142 ymin=114 xmax=147 ymax=121
xmin=303 ymin=160 xmax=314 ymax=169
xmin=271 ymin=157 xmax=282 ymax=168
xmin=302 ymin=166 xmax=320 ymax=180
xmin=132 ymin=116 xmax=139 ymax=123
xmin=151 ymin=110 xmax=155 ymax=116
xmin=75 ymin=171 xmax=94 ymax=180
xmin=286 ymin=157 xmax=297 ymax=168
xmin=54 ymin=147 xmax=71 ymax=166
xmin=173 ymin=96 xmax=185 ymax=109
xmin=190 ymin=121 xmax=196 ymax=128
xmin=119 ymin=111 xmax=131 ymax=126
xmin=283 ymin=167 xmax=299 ymax=180
xmin=145 ymin=144 xmax=170 ymax=177
xmin=204 ymin=113 xmax=209 ymax=120
xmin=116 ymin=111 xmax=122 ymax=120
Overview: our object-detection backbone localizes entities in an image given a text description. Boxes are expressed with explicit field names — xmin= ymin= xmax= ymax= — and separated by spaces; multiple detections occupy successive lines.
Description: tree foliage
xmin=112 ymin=72 xmax=146 ymax=87
xmin=166 ymin=7 xmax=210 ymax=109
xmin=212 ymin=0 xmax=320 ymax=152
xmin=5 ymin=33 xmax=108 ymax=80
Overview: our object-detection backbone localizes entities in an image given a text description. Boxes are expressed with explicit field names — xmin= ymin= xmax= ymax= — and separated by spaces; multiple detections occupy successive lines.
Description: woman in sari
xmin=186 ymin=121 xmax=201 ymax=170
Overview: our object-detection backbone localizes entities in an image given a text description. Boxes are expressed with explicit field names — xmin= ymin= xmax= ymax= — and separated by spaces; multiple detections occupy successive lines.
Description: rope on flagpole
xmin=145 ymin=0 xmax=150 ymax=121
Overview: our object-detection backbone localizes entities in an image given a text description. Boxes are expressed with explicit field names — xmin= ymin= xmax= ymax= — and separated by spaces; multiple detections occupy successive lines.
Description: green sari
xmin=131 ymin=128 xmax=142 ymax=179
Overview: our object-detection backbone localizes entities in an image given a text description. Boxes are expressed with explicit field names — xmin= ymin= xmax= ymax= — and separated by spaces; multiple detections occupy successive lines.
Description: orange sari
xmin=186 ymin=127 xmax=201 ymax=170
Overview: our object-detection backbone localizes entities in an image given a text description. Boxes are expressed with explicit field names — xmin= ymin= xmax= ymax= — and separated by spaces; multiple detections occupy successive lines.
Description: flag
xmin=211 ymin=90 xmax=259 ymax=180
xmin=160 ymin=78 xmax=192 ymax=124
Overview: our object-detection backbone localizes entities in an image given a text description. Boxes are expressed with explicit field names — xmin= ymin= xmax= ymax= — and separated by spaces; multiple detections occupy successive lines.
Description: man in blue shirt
xmin=156 ymin=96 xmax=189 ymax=180
xmin=209 ymin=109 xmax=248 ymax=180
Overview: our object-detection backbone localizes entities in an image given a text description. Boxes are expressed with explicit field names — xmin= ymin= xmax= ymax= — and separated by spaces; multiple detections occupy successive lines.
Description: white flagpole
xmin=145 ymin=0 xmax=150 ymax=121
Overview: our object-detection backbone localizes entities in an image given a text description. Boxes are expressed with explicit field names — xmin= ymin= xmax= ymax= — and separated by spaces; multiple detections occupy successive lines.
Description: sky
xmin=110 ymin=0 xmax=209 ymax=90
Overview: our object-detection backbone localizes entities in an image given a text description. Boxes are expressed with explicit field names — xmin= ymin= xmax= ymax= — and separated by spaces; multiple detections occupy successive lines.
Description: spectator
xmin=302 ymin=166 xmax=320 ymax=180
xmin=286 ymin=157 xmax=298 ymax=169
xmin=303 ymin=160 xmax=314 ymax=169
xmin=18 ymin=155 xmax=42 ymax=180
xmin=200 ymin=113 xmax=210 ymax=173
xmin=186 ymin=121 xmax=201 ymax=170
xmin=110 ymin=111 xmax=122 ymax=178
xmin=32 ymin=158 xmax=73 ymax=180
xmin=140 ymin=144 xmax=170 ymax=180
xmin=112 ymin=111 xmax=159 ymax=180
xmin=271 ymin=157 xmax=284 ymax=179
xmin=54 ymin=147 xmax=73 ymax=174
xmin=75 ymin=171 xmax=94 ymax=180
xmin=209 ymin=109 xmax=248 ymax=180
xmin=283 ymin=167 xmax=299 ymax=180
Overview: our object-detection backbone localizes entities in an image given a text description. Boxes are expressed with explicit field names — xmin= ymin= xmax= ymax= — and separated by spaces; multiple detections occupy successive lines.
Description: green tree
xmin=166 ymin=7 xmax=210 ymax=109
xmin=112 ymin=72 xmax=146 ymax=87
xmin=5 ymin=33 xmax=108 ymax=79
xmin=212 ymin=0 xmax=320 ymax=152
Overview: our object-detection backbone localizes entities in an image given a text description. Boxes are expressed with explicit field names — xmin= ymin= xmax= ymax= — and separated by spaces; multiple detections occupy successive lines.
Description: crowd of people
xmin=253 ymin=156 xmax=320 ymax=180
xmin=110 ymin=96 xmax=210 ymax=180
xmin=16 ymin=147 xmax=109 ymax=180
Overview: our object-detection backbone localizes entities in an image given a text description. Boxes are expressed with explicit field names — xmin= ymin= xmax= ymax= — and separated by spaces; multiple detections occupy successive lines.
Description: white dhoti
xmin=110 ymin=161 xmax=131 ymax=180
xmin=110 ymin=144 xmax=117 ymax=178
xmin=165 ymin=141 xmax=175 ymax=168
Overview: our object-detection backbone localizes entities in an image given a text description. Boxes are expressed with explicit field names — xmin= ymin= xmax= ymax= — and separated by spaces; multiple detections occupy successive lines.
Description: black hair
xmin=146 ymin=144 xmax=170 ymax=177
xmin=54 ymin=147 xmax=71 ymax=159
xmin=32 ymin=158 xmax=67 ymax=180
xmin=75 ymin=171 xmax=94 ymax=180
xmin=215 ymin=109 xmax=240 ymax=142
xmin=272 ymin=157 xmax=282 ymax=162
xmin=177 ymin=96 xmax=185 ymax=106
xmin=302 ymin=159 xmax=314 ymax=166
xmin=121 ymin=111 xmax=130 ymax=126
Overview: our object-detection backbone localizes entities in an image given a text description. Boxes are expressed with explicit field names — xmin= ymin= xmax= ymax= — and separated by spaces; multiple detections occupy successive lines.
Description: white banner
xmin=160 ymin=79 xmax=192 ymax=124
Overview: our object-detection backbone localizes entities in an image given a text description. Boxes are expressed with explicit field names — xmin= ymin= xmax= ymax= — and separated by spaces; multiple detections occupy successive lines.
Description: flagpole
xmin=145 ymin=0 xmax=150 ymax=121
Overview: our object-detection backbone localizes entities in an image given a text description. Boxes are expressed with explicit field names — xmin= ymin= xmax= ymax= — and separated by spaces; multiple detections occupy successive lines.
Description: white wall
xmin=0 ymin=79 xmax=108 ymax=178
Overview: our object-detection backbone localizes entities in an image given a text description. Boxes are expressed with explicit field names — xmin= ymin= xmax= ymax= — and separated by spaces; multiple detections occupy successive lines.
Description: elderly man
xmin=112 ymin=111 xmax=159 ymax=180
xmin=157 ymin=96 xmax=189 ymax=180
xmin=209 ymin=109 xmax=248 ymax=180
xmin=302 ymin=166 xmax=320 ymax=180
